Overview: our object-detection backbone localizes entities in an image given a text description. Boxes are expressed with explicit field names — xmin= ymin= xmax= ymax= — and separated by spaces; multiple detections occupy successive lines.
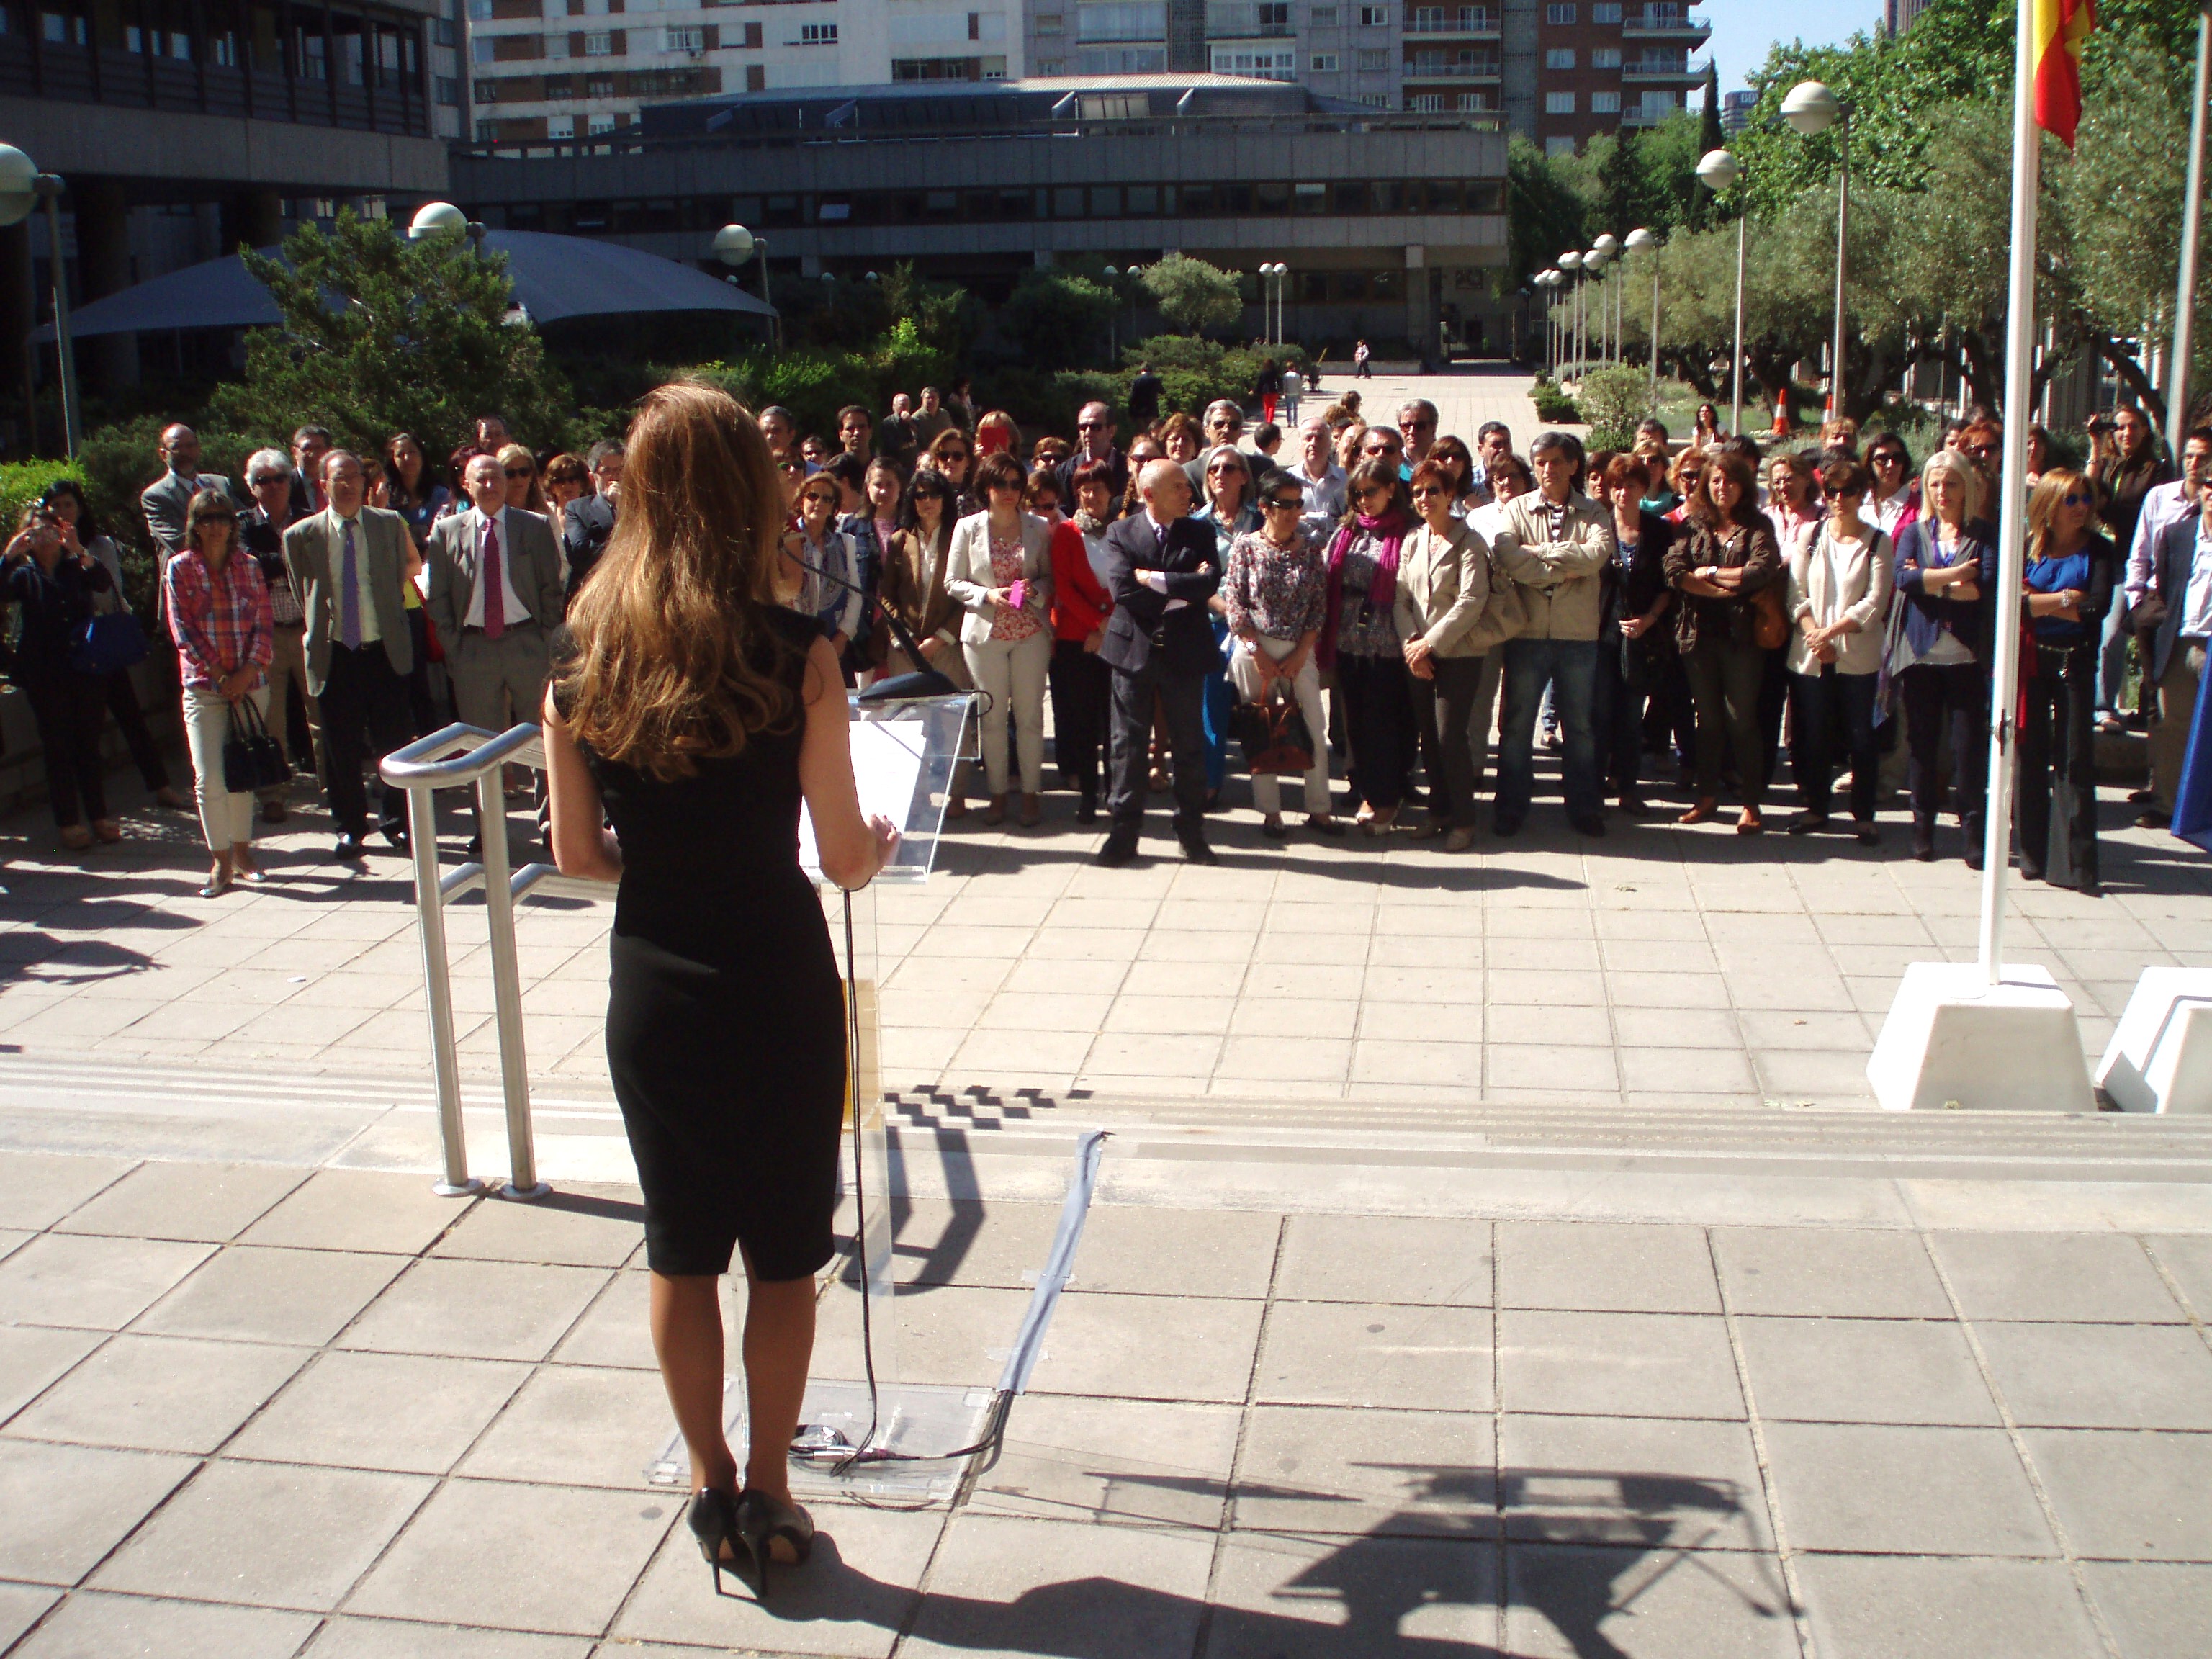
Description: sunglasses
xmin=1399 ymin=420 xmax=1436 ymax=432
xmin=1264 ymin=498 xmax=1303 ymax=511
xmin=801 ymin=491 xmax=839 ymax=508
xmin=1411 ymin=485 xmax=1446 ymax=498
xmin=2060 ymin=492 xmax=2090 ymax=507
xmin=505 ymin=467 xmax=534 ymax=478
xmin=1076 ymin=420 xmax=1106 ymax=430
xmin=1821 ymin=486 xmax=1858 ymax=499
xmin=1871 ymin=451 xmax=1904 ymax=464
xmin=1354 ymin=485 xmax=1391 ymax=500
xmin=1208 ymin=462 xmax=1241 ymax=474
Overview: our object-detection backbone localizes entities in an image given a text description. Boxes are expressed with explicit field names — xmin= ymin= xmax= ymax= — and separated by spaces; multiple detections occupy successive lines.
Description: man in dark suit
xmin=1097 ymin=459 xmax=1222 ymax=866
xmin=560 ymin=439 xmax=623 ymax=608
xmin=427 ymin=454 xmax=567 ymax=740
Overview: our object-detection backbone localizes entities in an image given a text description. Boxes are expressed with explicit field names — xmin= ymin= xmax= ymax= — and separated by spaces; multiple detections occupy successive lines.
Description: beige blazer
xmin=1393 ymin=518 xmax=1493 ymax=659
xmin=943 ymin=510 xmax=1054 ymax=647
xmin=1786 ymin=520 xmax=1895 ymax=676
xmin=1491 ymin=491 xmax=1615 ymax=641
xmin=282 ymin=505 xmax=415 ymax=694
xmin=426 ymin=506 xmax=567 ymax=649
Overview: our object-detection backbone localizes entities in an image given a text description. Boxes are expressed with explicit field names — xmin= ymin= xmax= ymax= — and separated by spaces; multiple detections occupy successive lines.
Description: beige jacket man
xmin=1490 ymin=491 xmax=1614 ymax=640
xmin=282 ymin=503 xmax=415 ymax=696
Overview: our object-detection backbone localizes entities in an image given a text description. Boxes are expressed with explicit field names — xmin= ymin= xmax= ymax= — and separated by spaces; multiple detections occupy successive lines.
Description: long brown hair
xmin=557 ymin=381 xmax=797 ymax=780
xmin=1691 ymin=451 xmax=1764 ymax=534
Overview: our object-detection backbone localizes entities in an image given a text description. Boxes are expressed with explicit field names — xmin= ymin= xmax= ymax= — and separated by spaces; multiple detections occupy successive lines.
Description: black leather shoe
xmin=1491 ymin=814 xmax=1524 ymax=838
xmin=1570 ymin=814 xmax=1606 ymax=837
xmin=382 ymin=824 xmax=410 ymax=854
xmin=333 ymin=832 xmax=367 ymax=861
xmin=1179 ymin=835 xmax=1219 ymax=864
xmin=1095 ymin=830 xmax=1139 ymax=867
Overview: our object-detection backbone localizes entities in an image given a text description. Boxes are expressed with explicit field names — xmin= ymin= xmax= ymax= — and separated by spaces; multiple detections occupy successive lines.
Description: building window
xmin=1591 ymin=45 xmax=1619 ymax=66
xmin=1406 ymin=91 xmax=1441 ymax=110
xmin=1210 ymin=44 xmax=1293 ymax=76
xmin=745 ymin=62 xmax=765 ymax=89
xmin=583 ymin=30 xmax=611 ymax=53
xmin=476 ymin=118 xmax=499 ymax=140
xmin=1592 ymin=0 xmax=1619 ymax=17
xmin=800 ymin=22 xmax=836 ymax=42
xmin=1310 ymin=49 xmax=1336 ymax=67
xmin=1357 ymin=45 xmax=1385 ymax=69
xmin=1309 ymin=2 xmax=1337 ymax=19
xmin=1544 ymin=89 xmax=1573 ymax=112
xmin=1543 ymin=46 xmax=1571 ymax=66
xmin=1072 ymin=43 xmax=1166 ymax=68
xmin=1455 ymin=89 xmax=1488 ymax=109
xmin=1036 ymin=10 xmax=1064 ymax=30
xmin=548 ymin=113 xmax=575 ymax=137
xmin=1544 ymin=1 xmax=1573 ymax=18
xmin=436 ymin=74 xmax=461 ymax=102
xmin=433 ymin=17 xmax=456 ymax=45
xmin=588 ymin=112 xmax=616 ymax=133
xmin=1358 ymin=90 xmax=1389 ymax=106
xmin=1359 ymin=4 xmax=1386 ymax=22
xmin=1545 ymin=134 xmax=1574 ymax=156
xmin=473 ymin=76 xmax=498 ymax=99
xmin=468 ymin=0 xmax=490 ymax=17
xmin=1076 ymin=1 xmax=1165 ymax=40
xmin=665 ymin=24 xmax=703 ymax=48
xmin=586 ymin=73 xmax=613 ymax=95
xmin=471 ymin=35 xmax=495 ymax=62
xmin=545 ymin=72 xmax=572 ymax=95
xmin=742 ymin=20 xmax=761 ymax=45
xmin=1590 ymin=89 xmax=1619 ymax=112
xmin=545 ymin=31 xmax=569 ymax=55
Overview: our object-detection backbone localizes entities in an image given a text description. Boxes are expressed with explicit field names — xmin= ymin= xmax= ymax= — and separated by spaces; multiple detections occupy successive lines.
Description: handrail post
xmin=476 ymin=757 xmax=547 ymax=1200
xmin=407 ymin=778 xmax=481 ymax=1197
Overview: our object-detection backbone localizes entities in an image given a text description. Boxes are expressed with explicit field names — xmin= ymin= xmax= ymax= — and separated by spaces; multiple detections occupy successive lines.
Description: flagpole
xmin=1978 ymin=0 xmax=2042 ymax=986
xmin=2166 ymin=3 xmax=2210 ymax=444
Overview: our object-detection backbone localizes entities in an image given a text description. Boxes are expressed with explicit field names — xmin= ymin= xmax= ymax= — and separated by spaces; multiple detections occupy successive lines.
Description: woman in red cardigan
xmin=1034 ymin=461 xmax=1114 ymax=824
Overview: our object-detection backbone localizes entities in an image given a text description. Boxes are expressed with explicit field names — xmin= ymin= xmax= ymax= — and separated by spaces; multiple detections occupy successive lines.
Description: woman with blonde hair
xmin=497 ymin=442 xmax=549 ymax=516
xmin=2015 ymin=467 xmax=2116 ymax=893
xmin=544 ymin=382 xmax=897 ymax=1595
xmin=1892 ymin=447 xmax=1999 ymax=864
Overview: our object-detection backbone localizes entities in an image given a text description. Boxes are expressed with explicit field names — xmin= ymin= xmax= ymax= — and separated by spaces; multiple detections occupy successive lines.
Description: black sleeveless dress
xmin=583 ymin=607 xmax=846 ymax=1281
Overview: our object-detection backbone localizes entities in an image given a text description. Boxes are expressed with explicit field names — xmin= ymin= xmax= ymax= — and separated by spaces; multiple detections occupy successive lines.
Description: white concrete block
xmin=2096 ymin=967 xmax=2212 ymax=1113
xmin=1866 ymin=962 xmax=2095 ymax=1114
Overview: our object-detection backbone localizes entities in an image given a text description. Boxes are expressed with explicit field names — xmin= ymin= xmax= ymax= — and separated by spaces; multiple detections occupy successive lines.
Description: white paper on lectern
xmin=798 ymin=717 xmax=926 ymax=878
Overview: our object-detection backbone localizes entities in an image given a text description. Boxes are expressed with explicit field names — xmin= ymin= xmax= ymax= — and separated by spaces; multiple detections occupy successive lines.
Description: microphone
xmin=791 ymin=547 xmax=961 ymax=703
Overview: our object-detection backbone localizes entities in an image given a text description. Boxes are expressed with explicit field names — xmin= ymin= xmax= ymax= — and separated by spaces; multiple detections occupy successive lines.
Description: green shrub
xmin=0 ymin=459 xmax=86 ymax=537
xmin=1530 ymin=373 xmax=1583 ymax=425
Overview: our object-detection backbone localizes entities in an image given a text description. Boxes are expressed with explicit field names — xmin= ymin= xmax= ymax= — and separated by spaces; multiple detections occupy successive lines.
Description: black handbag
xmin=221 ymin=698 xmax=290 ymax=795
xmin=1231 ymin=680 xmax=1315 ymax=776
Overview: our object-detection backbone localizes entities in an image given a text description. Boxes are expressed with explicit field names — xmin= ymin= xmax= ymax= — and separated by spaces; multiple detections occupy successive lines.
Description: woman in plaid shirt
xmin=164 ymin=489 xmax=274 ymax=898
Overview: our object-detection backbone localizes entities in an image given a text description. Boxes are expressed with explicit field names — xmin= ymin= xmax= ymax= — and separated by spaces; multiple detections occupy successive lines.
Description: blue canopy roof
xmin=60 ymin=228 xmax=775 ymax=338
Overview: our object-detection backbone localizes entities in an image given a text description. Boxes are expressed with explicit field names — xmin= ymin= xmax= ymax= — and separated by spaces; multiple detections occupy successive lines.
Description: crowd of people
xmin=1 ymin=372 xmax=2200 ymax=899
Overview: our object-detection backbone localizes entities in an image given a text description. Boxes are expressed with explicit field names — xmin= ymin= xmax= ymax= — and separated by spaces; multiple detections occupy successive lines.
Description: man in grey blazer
xmin=2136 ymin=470 xmax=2212 ymax=824
xmin=283 ymin=450 xmax=417 ymax=860
xmin=428 ymin=453 xmax=567 ymax=747
xmin=140 ymin=424 xmax=235 ymax=557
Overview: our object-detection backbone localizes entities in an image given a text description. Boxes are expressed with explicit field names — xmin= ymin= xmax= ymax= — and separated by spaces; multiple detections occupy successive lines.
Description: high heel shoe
xmin=737 ymin=1488 xmax=814 ymax=1592
xmin=688 ymin=1487 xmax=747 ymax=1595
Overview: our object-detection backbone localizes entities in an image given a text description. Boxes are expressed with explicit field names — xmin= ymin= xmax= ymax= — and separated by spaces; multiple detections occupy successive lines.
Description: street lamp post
xmin=1559 ymin=250 xmax=1583 ymax=379
xmin=0 ymin=148 xmax=81 ymax=457
xmin=1625 ymin=226 xmax=1658 ymax=406
xmin=1104 ymin=264 xmax=1120 ymax=361
xmin=713 ymin=222 xmax=776 ymax=350
xmin=1538 ymin=270 xmax=1560 ymax=375
xmin=1696 ymin=146 xmax=1748 ymax=436
xmin=1782 ymin=79 xmax=1851 ymax=421
xmin=1591 ymin=234 xmax=1619 ymax=367
xmin=2167 ymin=5 xmax=2210 ymax=444
xmin=1585 ymin=246 xmax=1611 ymax=367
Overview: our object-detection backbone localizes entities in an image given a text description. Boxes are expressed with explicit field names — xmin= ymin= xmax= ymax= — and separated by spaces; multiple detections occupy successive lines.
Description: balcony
xmin=1205 ymin=2 xmax=1292 ymax=38
xmin=1403 ymin=6 xmax=1499 ymax=35
xmin=1621 ymin=56 xmax=1699 ymax=81
xmin=1622 ymin=8 xmax=1711 ymax=40
xmin=1403 ymin=53 xmax=1498 ymax=78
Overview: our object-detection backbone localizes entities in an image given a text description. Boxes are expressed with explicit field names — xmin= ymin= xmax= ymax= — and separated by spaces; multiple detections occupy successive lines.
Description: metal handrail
xmin=381 ymin=720 xmax=612 ymax=1200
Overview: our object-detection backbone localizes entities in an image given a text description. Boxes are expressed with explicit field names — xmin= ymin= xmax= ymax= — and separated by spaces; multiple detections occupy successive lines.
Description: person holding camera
xmin=5 ymin=504 xmax=122 ymax=850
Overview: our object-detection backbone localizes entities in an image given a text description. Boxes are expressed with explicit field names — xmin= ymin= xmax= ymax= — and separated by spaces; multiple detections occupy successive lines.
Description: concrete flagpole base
xmin=1867 ymin=962 xmax=2095 ymax=1113
xmin=2097 ymin=967 xmax=2212 ymax=1113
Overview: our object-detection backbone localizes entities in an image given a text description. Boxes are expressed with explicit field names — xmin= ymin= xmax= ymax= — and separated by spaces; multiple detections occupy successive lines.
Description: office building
xmin=1884 ymin=0 xmax=1927 ymax=36
xmin=449 ymin=74 xmax=1512 ymax=350
xmin=1720 ymin=86 xmax=1753 ymax=132
xmin=0 ymin=0 xmax=453 ymax=407
xmin=464 ymin=0 xmax=1704 ymax=141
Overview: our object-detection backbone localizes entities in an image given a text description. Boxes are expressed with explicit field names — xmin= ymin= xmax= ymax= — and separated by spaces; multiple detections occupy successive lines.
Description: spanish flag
xmin=2031 ymin=0 xmax=2096 ymax=148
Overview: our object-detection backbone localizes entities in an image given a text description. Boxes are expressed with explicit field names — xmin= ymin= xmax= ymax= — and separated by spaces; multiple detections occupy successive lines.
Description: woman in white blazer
xmin=944 ymin=451 xmax=1056 ymax=826
xmin=1784 ymin=456 xmax=1896 ymax=842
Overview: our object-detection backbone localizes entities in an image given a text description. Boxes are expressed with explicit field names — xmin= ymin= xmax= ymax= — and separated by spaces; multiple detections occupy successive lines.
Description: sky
xmin=1699 ymin=0 xmax=1881 ymax=96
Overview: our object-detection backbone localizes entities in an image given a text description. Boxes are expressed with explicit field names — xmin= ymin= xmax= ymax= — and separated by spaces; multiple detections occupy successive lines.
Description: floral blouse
xmin=1223 ymin=526 xmax=1326 ymax=642
xmin=987 ymin=528 xmax=1041 ymax=643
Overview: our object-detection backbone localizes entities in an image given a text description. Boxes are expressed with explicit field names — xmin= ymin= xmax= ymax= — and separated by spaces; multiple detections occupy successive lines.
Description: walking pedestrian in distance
xmin=543 ymin=380 xmax=899 ymax=1596
xmin=1354 ymin=339 xmax=1372 ymax=379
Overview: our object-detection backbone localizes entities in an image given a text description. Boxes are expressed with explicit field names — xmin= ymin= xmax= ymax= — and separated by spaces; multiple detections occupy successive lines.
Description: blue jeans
xmin=1200 ymin=612 xmax=1234 ymax=792
xmin=1497 ymin=637 xmax=1601 ymax=822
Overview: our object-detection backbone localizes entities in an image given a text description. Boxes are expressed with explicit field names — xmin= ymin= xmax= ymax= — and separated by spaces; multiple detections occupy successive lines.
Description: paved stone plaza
xmin=1 ymin=370 xmax=2210 ymax=1655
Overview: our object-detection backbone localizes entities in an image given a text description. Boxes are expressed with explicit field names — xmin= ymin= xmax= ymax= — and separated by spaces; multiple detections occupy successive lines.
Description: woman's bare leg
xmin=649 ymin=1272 xmax=737 ymax=1496
xmin=739 ymin=1266 xmax=817 ymax=1505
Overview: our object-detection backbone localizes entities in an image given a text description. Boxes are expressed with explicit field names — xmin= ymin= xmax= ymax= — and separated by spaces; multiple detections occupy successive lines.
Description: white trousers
xmin=1229 ymin=636 xmax=1331 ymax=815
xmin=963 ymin=631 xmax=1051 ymax=796
xmin=183 ymin=684 xmax=268 ymax=854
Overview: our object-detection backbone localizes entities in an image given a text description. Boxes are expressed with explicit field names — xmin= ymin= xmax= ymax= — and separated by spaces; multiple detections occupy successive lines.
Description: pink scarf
xmin=1318 ymin=508 xmax=1407 ymax=669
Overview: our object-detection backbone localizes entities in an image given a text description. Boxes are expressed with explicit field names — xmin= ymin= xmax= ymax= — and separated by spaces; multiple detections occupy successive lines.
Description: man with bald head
xmin=141 ymin=424 xmax=235 ymax=557
xmin=1095 ymin=459 xmax=1223 ymax=866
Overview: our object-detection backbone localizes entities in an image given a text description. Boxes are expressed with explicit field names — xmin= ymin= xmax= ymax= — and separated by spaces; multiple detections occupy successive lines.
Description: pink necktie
xmin=482 ymin=518 xmax=505 ymax=640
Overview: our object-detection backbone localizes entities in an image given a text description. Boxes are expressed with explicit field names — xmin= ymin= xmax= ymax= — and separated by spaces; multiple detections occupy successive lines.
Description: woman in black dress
xmin=543 ymin=381 xmax=898 ymax=1591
